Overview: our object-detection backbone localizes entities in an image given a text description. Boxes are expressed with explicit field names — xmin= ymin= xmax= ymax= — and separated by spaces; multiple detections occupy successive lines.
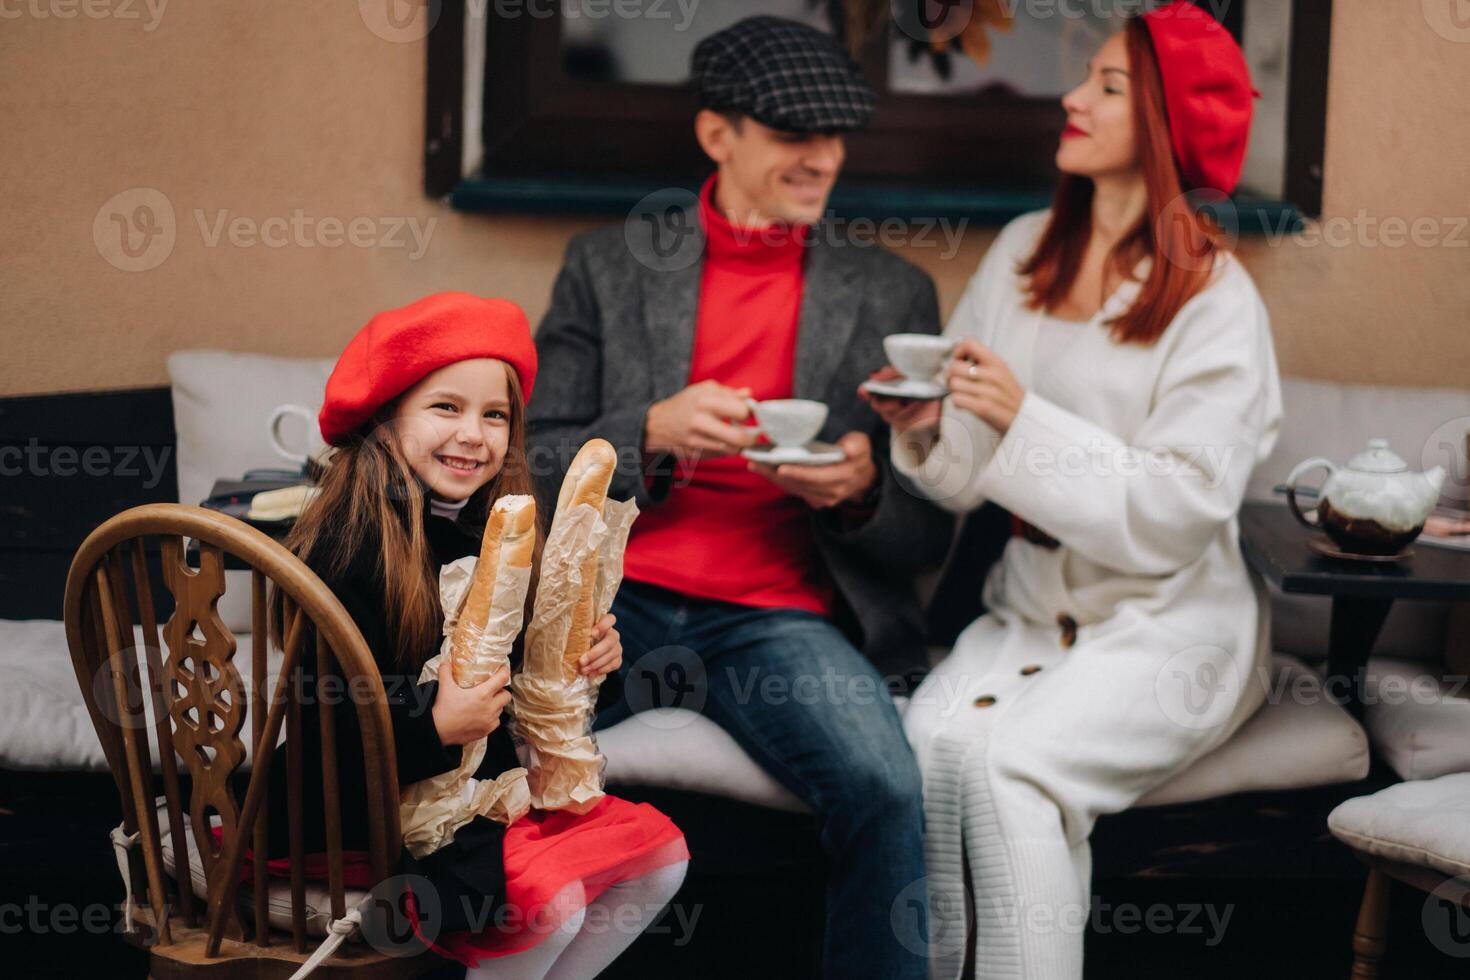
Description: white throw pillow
xmin=1362 ymin=657 xmax=1470 ymax=781
xmin=167 ymin=351 xmax=335 ymax=632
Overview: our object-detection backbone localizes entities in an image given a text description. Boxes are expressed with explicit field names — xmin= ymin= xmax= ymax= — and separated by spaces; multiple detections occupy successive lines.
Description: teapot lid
xmin=1347 ymin=438 xmax=1407 ymax=474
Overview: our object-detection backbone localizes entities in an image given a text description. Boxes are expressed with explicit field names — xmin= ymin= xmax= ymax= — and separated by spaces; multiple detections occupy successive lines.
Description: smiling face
xmin=390 ymin=358 xmax=512 ymax=502
xmin=694 ymin=110 xmax=845 ymax=225
xmin=1055 ymin=31 xmax=1141 ymax=181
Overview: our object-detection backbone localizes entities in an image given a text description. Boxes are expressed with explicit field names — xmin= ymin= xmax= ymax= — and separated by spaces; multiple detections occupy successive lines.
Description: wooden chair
xmin=1328 ymin=774 xmax=1470 ymax=977
xmin=63 ymin=503 xmax=439 ymax=978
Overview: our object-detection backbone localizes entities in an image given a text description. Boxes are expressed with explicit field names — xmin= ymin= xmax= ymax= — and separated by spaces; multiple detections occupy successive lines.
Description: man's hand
xmin=748 ymin=431 xmax=878 ymax=509
xmin=858 ymin=365 xmax=942 ymax=434
xmin=643 ymin=380 xmax=761 ymax=457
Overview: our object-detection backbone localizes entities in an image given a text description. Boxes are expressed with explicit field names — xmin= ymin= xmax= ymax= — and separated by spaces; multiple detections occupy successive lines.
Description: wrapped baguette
xmin=516 ymin=439 xmax=638 ymax=813
xmin=398 ymin=494 xmax=537 ymax=858
xmin=450 ymin=494 xmax=537 ymax=687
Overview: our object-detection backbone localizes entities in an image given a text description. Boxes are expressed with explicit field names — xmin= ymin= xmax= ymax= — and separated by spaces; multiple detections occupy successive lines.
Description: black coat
xmin=264 ymin=482 xmax=519 ymax=929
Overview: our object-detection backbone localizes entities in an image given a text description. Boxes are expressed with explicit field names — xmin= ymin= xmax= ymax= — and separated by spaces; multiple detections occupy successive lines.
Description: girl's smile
xmin=391 ymin=357 xmax=513 ymax=502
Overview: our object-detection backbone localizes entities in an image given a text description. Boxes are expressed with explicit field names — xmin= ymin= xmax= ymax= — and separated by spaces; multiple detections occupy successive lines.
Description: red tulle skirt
xmin=223 ymin=795 xmax=688 ymax=968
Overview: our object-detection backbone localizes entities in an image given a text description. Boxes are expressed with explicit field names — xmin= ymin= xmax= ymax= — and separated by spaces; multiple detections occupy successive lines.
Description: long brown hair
xmin=1018 ymin=18 xmax=1223 ymax=346
xmin=270 ymin=362 xmax=545 ymax=671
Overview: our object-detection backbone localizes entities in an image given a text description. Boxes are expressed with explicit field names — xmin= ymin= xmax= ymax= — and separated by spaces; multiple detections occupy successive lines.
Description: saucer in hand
xmin=860 ymin=377 xmax=948 ymax=401
xmin=744 ymin=441 xmax=846 ymax=467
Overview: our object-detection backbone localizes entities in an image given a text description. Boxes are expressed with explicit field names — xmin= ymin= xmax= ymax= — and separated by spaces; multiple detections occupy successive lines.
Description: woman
xmin=864 ymin=5 xmax=1281 ymax=977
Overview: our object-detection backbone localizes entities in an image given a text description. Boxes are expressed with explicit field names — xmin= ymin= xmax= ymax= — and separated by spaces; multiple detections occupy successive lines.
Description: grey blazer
xmin=526 ymin=209 xmax=956 ymax=683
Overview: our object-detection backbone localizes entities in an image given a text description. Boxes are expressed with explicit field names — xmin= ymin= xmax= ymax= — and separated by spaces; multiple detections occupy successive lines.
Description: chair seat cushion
xmin=600 ymin=656 xmax=1371 ymax=813
xmin=1137 ymin=654 xmax=1372 ymax=806
xmin=155 ymin=802 xmax=365 ymax=940
xmin=1361 ymin=656 xmax=1470 ymax=781
xmin=1328 ymin=773 xmax=1470 ymax=878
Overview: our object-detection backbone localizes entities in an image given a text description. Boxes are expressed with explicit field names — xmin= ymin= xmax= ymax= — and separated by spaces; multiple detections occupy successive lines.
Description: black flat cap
xmin=691 ymin=16 xmax=876 ymax=134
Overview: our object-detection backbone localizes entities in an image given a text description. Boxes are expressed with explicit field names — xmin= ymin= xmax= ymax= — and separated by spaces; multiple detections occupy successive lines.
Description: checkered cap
xmin=691 ymin=16 xmax=876 ymax=134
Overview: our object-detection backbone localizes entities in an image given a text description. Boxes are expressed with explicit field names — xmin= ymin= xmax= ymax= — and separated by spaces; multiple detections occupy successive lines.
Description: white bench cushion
xmin=1362 ymin=656 xmax=1470 ymax=781
xmin=0 ymin=618 xmax=283 ymax=772
xmin=599 ymin=655 xmax=1371 ymax=813
xmin=1329 ymin=773 xmax=1470 ymax=878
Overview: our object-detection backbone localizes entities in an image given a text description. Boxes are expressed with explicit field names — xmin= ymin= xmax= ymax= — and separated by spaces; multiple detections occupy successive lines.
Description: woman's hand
xmin=430 ymin=660 xmax=511 ymax=746
xmin=858 ymin=366 xmax=942 ymax=434
xmin=578 ymin=614 xmax=621 ymax=677
xmin=945 ymin=338 xmax=1024 ymax=435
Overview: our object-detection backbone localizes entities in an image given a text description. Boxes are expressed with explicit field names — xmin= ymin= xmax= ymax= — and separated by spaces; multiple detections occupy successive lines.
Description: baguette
xmin=551 ymin=440 xmax=617 ymax=675
xmin=450 ymin=494 xmax=536 ymax=688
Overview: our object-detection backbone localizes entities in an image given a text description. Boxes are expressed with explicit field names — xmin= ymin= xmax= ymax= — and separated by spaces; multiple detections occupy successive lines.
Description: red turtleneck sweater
xmin=622 ymin=176 xmax=833 ymax=615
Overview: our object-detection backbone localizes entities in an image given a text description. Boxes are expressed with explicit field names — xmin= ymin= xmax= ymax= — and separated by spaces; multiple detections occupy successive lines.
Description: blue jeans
xmin=594 ymin=580 xmax=928 ymax=979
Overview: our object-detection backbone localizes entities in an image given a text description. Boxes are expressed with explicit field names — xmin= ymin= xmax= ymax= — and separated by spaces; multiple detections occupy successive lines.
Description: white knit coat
xmin=894 ymin=211 xmax=1283 ymax=979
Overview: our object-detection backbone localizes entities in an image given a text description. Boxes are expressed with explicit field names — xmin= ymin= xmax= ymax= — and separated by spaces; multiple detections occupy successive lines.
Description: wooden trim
xmin=423 ymin=0 xmax=467 ymax=198
xmin=1285 ymin=0 xmax=1333 ymax=217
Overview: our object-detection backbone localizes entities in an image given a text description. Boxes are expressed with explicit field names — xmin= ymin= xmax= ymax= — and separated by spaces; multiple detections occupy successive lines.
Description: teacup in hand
xmin=883 ymin=334 xmax=955 ymax=383
xmin=745 ymin=398 xmax=828 ymax=449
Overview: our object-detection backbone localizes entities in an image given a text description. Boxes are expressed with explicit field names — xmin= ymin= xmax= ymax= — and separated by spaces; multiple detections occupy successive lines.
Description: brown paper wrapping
xmin=398 ymin=553 xmax=533 ymax=859
xmin=514 ymin=497 xmax=638 ymax=814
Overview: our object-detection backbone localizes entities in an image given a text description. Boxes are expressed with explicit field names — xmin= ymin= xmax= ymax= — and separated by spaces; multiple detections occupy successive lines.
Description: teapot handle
xmin=1284 ymin=457 xmax=1336 ymax=529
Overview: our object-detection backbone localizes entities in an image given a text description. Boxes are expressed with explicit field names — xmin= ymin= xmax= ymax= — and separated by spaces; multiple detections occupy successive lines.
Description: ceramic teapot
xmin=1285 ymin=439 xmax=1445 ymax=555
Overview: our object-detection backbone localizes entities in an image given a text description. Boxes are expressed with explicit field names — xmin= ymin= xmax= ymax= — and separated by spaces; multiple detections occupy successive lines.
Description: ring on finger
xmin=967 ymin=363 xmax=979 ymax=380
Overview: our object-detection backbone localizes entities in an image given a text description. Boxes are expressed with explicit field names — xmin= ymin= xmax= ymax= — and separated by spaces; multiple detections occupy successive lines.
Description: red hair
xmin=1017 ymin=19 xmax=1223 ymax=346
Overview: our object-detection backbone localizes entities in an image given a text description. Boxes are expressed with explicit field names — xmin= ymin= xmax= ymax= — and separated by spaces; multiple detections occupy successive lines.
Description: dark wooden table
xmin=1238 ymin=501 xmax=1470 ymax=719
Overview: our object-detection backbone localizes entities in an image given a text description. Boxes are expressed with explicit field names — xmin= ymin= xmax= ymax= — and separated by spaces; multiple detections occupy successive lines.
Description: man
xmin=526 ymin=17 xmax=953 ymax=978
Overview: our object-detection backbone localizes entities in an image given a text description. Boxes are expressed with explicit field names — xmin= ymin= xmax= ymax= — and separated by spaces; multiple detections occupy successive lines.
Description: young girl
xmin=267 ymin=291 xmax=689 ymax=979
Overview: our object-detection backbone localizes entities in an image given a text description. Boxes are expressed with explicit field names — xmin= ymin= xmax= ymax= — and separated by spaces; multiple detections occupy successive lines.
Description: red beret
xmin=318 ymin=292 xmax=538 ymax=447
xmin=1141 ymin=2 xmax=1257 ymax=194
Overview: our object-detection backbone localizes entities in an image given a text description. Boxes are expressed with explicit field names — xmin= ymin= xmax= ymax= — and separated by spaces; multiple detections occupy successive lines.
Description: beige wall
xmin=1 ymin=0 xmax=1465 ymax=398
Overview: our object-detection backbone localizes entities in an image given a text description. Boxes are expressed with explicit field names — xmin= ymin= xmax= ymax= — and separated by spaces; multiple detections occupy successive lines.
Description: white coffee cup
xmin=745 ymin=398 xmax=828 ymax=449
xmin=268 ymin=403 xmax=326 ymax=468
xmin=884 ymin=333 xmax=955 ymax=382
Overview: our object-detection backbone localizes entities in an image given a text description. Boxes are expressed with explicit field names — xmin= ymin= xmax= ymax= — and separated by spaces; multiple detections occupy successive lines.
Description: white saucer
xmin=860 ymin=378 xmax=948 ymax=401
xmin=743 ymin=441 xmax=846 ymax=467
